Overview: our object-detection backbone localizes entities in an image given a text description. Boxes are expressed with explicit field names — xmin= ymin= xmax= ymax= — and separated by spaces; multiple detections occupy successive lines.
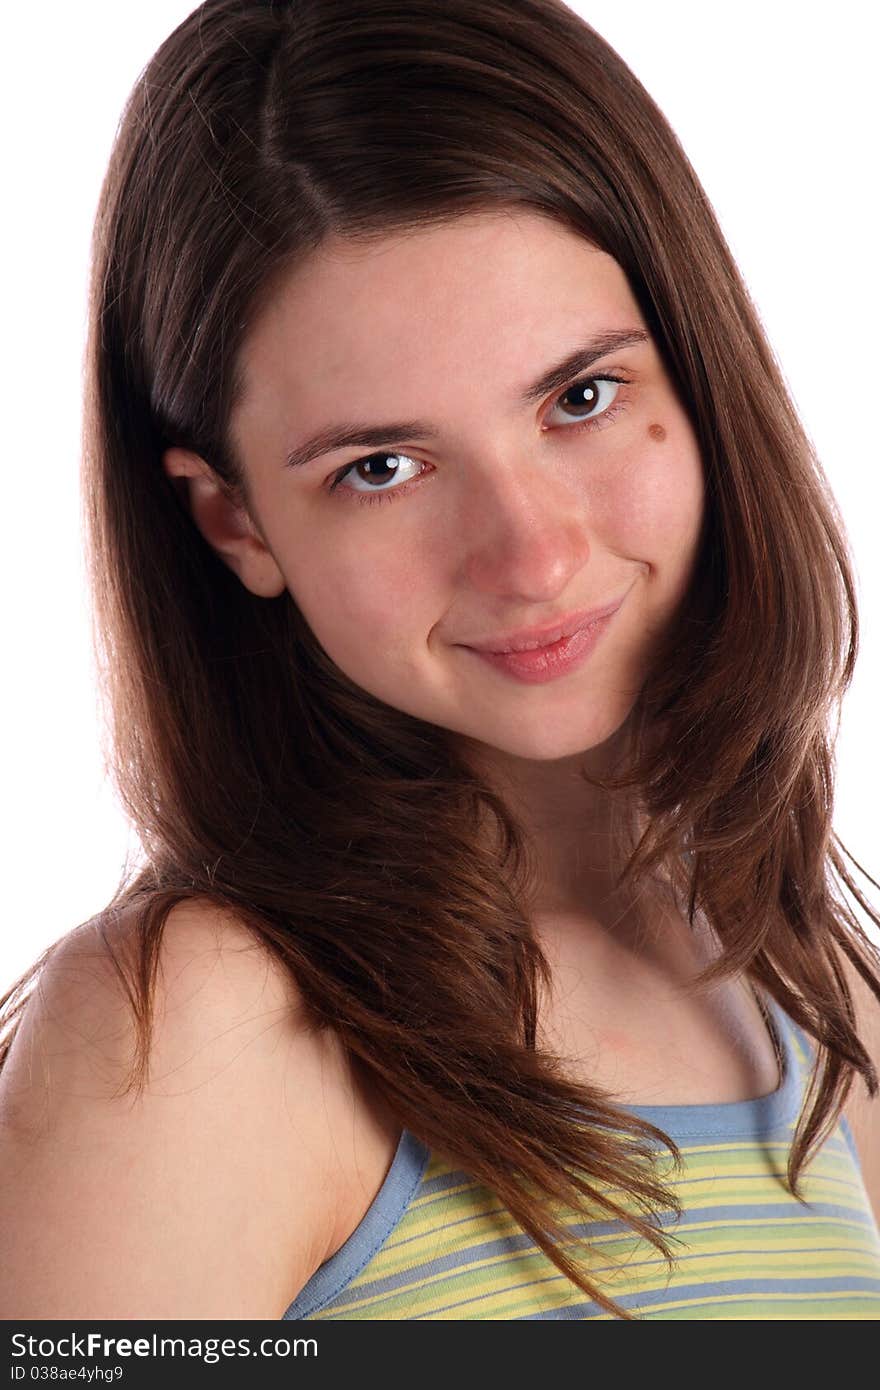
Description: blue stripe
xmin=286 ymin=1188 xmax=879 ymax=1317
xmin=329 ymin=1226 xmax=549 ymax=1306
xmin=326 ymin=1193 xmax=880 ymax=1310
xmin=333 ymin=1226 xmax=880 ymax=1314
xmin=419 ymin=1169 xmax=482 ymax=1199
xmin=523 ymin=1277 xmax=880 ymax=1320
xmin=410 ymin=1271 xmax=566 ymax=1320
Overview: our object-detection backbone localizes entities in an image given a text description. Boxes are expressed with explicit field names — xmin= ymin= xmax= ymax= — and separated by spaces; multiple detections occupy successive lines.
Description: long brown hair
xmin=2 ymin=0 xmax=878 ymax=1319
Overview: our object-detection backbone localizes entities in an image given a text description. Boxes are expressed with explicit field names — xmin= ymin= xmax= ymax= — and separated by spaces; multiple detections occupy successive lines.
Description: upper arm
xmin=839 ymin=942 xmax=880 ymax=1225
xmin=0 ymin=900 xmax=344 ymax=1319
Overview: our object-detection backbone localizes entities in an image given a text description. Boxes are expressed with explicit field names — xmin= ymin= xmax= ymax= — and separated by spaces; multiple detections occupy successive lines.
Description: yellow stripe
xmin=341 ymin=1164 xmax=879 ymax=1297
xmin=629 ymin=1287 xmax=880 ymax=1316
xmin=328 ymin=1220 xmax=879 ymax=1318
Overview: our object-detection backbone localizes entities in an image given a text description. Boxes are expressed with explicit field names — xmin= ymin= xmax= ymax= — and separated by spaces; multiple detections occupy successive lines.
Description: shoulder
xmin=0 ymin=897 xmax=356 ymax=1318
xmin=4 ymin=897 xmax=331 ymax=1128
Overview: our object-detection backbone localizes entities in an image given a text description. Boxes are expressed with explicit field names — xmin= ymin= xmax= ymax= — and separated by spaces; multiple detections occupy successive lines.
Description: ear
xmin=162 ymin=447 xmax=287 ymax=599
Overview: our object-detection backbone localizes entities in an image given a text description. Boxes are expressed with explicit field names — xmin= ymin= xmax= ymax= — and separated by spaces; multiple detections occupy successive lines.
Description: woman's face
xmin=208 ymin=210 xmax=705 ymax=762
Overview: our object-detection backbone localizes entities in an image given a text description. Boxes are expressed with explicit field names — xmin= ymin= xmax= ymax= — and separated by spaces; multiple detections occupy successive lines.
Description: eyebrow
xmin=282 ymin=326 xmax=650 ymax=471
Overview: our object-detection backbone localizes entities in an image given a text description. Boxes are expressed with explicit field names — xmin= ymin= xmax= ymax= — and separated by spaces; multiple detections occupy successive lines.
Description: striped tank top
xmin=282 ymin=998 xmax=880 ymax=1319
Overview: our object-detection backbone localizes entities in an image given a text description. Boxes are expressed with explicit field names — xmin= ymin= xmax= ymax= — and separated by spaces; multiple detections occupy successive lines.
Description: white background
xmin=2 ymin=2 xmax=877 ymax=987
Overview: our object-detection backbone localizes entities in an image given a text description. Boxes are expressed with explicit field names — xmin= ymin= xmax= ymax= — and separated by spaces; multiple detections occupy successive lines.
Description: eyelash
xmin=327 ymin=372 xmax=633 ymax=507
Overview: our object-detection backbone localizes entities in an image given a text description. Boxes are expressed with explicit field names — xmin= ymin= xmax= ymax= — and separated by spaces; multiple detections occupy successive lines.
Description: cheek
xmin=288 ymin=528 xmax=434 ymax=666
xmin=603 ymin=421 xmax=704 ymax=560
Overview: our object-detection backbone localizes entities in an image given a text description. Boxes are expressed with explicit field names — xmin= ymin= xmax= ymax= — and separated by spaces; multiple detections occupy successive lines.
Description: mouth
xmin=464 ymin=594 xmax=627 ymax=655
xmin=461 ymin=598 xmax=625 ymax=685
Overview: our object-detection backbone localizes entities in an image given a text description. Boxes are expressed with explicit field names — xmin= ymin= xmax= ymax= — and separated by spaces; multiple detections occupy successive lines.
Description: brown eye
xmin=560 ymin=378 xmax=602 ymax=415
xmin=548 ymin=373 xmax=627 ymax=426
xmin=347 ymin=454 xmax=403 ymax=487
xmin=329 ymin=450 xmax=424 ymax=502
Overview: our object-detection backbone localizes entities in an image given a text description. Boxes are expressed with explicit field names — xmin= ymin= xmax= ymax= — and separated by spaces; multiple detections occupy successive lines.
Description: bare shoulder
xmin=0 ymin=897 xmax=358 ymax=1318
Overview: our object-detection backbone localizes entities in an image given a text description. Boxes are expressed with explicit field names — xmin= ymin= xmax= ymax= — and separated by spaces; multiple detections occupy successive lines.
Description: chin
xmin=475 ymin=714 xmax=632 ymax=764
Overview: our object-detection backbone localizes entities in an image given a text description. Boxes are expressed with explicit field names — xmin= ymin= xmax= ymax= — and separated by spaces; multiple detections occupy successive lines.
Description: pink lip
xmin=464 ymin=595 xmax=626 ymax=654
xmin=462 ymin=599 xmax=625 ymax=686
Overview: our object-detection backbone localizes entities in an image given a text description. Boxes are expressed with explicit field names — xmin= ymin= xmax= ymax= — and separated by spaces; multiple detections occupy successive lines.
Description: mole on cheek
xmin=648 ymin=422 xmax=667 ymax=442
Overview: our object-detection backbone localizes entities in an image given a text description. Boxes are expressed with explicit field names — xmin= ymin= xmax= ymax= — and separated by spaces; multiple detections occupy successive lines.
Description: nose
xmin=458 ymin=451 xmax=591 ymax=602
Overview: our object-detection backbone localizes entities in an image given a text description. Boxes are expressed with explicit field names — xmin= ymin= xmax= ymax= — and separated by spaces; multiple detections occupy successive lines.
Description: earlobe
xmin=162 ymin=447 xmax=287 ymax=598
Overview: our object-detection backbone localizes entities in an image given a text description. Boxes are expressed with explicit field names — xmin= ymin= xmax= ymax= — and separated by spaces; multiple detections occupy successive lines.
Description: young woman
xmin=1 ymin=0 xmax=878 ymax=1321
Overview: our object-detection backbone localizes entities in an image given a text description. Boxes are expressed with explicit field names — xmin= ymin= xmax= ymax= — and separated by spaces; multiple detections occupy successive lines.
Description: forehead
xmin=236 ymin=211 xmax=640 ymax=416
